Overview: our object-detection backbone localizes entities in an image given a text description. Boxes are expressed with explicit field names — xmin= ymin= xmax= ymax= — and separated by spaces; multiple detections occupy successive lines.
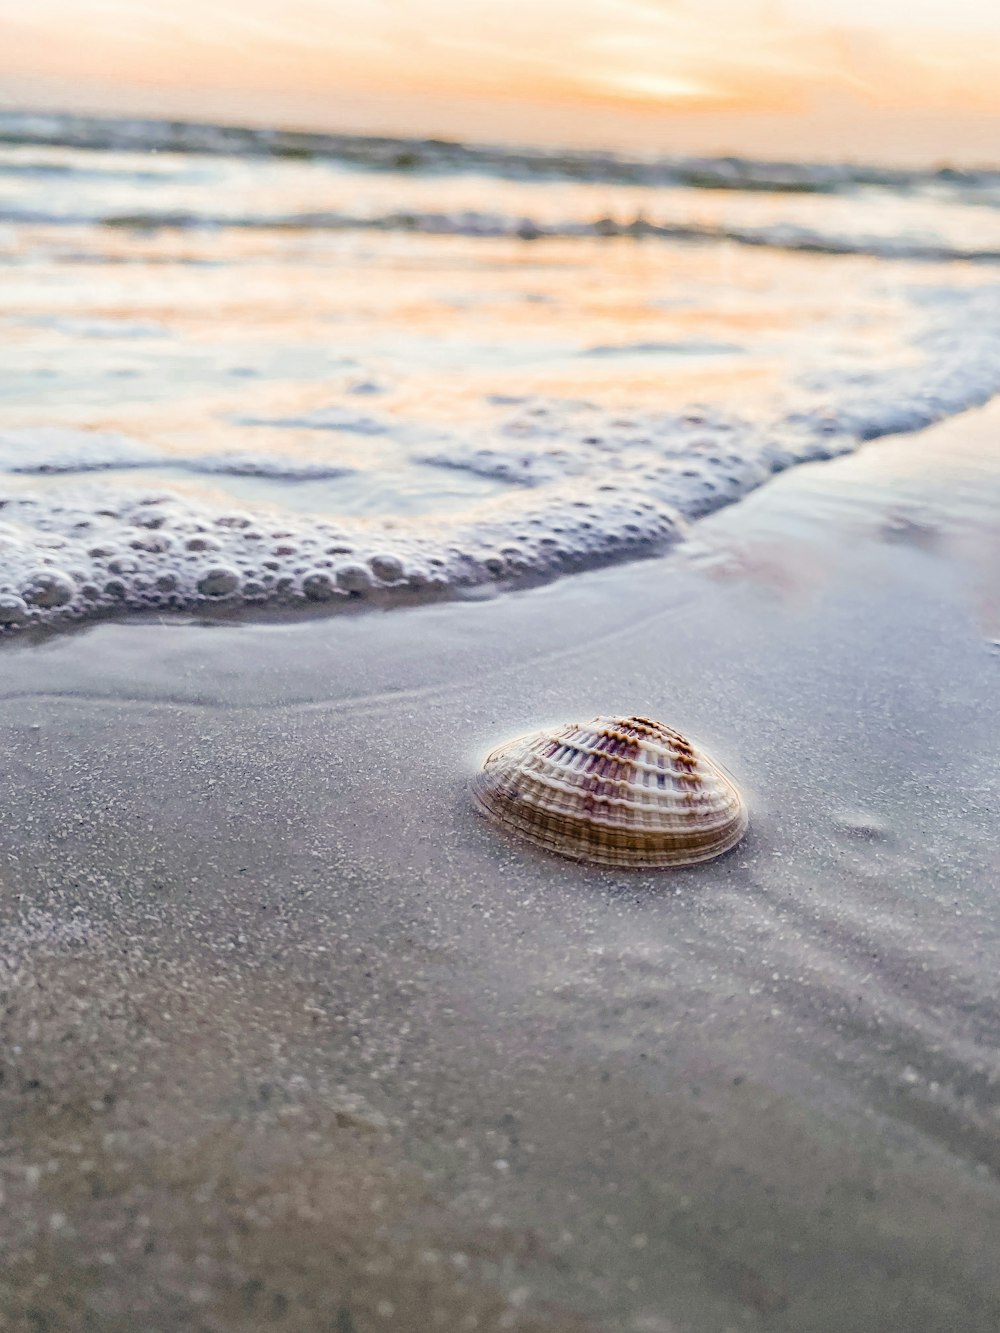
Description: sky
xmin=3 ymin=0 xmax=1000 ymax=163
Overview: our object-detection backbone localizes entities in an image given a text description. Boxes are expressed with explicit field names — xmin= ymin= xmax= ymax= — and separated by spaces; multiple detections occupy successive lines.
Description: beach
xmin=3 ymin=394 xmax=1000 ymax=1332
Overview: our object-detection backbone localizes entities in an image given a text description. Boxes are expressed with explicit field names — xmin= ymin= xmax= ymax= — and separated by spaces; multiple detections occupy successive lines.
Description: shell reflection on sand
xmin=472 ymin=714 xmax=748 ymax=868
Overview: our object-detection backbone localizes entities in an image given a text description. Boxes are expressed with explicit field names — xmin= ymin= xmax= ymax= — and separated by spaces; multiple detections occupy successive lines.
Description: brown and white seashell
xmin=472 ymin=714 xmax=747 ymax=869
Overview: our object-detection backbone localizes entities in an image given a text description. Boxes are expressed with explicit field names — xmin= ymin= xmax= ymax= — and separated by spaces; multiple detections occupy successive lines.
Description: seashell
xmin=472 ymin=714 xmax=747 ymax=869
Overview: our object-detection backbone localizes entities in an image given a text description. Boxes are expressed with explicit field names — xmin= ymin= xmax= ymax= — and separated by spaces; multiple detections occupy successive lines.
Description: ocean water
xmin=4 ymin=109 xmax=1000 ymax=634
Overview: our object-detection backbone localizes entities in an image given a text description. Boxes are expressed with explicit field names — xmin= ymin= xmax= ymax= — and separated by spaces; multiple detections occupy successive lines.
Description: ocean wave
xmin=0 ymin=429 xmax=160 ymax=473
xmin=232 ymin=409 xmax=390 ymax=434
xmin=3 ymin=109 xmax=999 ymax=198
xmin=17 ymin=315 xmax=169 ymax=338
xmin=581 ymin=340 xmax=744 ymax=358
xmin=4 ymin=202 xmax=999 ymax=263
xmin=0 ymin=430 xmax=353 ymax=481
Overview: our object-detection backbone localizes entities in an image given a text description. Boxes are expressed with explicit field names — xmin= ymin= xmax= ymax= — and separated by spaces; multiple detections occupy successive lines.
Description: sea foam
xmin=4 ymin=284 xmax=1000 ymax=635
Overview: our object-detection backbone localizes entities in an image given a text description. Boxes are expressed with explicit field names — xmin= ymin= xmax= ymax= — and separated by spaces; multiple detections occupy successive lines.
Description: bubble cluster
xmin=0 ymin=474 xmax=688 ymax=635
xmin=417 ymin=399 xmax=826 ymax=523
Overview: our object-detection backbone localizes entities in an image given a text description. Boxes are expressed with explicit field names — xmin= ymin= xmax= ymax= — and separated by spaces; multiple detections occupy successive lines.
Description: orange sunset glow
xmin=3 ymin=0 xmax=1000 ymax=162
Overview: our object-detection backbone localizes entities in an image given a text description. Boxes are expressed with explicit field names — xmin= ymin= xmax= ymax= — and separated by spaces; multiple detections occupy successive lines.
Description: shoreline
xmin=2 ymin=402 xmax=1000 ymax=1331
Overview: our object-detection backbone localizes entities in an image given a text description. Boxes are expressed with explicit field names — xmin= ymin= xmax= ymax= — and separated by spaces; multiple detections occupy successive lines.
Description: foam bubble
xmin=196 ymin=566 xmax=241 ymax=598
xmin=22 ymin=569 xmax=77 ymax=608
xmin=301 ymin=571 xmax=341 ymax=602
xmin=0 ymin=594 xmax=30 ymax=626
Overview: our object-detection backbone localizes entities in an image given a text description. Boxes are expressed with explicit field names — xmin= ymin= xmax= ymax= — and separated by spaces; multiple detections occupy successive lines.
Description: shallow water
xmin=2 ymin=402 xmax=999 ymax=1331
xmin=4 ymin=113 xmax=1000 ymax=634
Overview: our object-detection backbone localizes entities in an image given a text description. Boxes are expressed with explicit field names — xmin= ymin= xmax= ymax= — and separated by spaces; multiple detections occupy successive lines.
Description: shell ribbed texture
xmin=472 ymin=715 xmax=747 ymax=868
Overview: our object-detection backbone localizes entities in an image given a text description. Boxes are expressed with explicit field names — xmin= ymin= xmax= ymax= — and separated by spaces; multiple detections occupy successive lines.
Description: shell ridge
xmin=511 ymin=768 xmax=737 ymax=816
xmin=475 ymin=713 xmax=748 ymax=870
xmin=526 ymin=736 xmax=716 ymax=779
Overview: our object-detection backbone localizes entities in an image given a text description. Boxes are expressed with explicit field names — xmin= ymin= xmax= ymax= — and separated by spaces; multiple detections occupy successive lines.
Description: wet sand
xmin=2 ymin=403 xmax=1000 ymax=1332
